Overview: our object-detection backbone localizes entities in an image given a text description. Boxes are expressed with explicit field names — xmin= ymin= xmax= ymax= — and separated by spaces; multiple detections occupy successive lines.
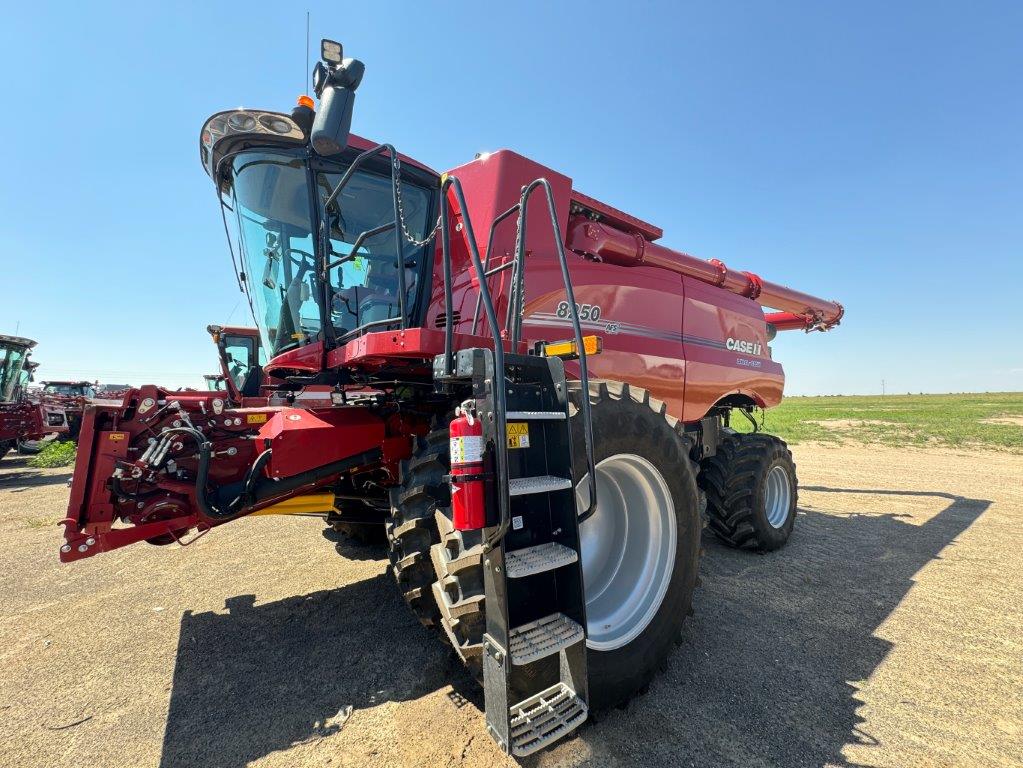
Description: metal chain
xmin=392 ymin=155 xmax=442 ymax=247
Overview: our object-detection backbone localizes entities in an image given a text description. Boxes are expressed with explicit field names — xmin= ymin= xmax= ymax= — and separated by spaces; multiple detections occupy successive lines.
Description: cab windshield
xmin=227 ymin=152 xmax=319 ymax=357
xmin=44 ymin=383 xmax=93 ymax=398
xmin=0 ymin=344 xmax=28 ymax=401
xmin=225 ymin=149 xmax=434 ymax=359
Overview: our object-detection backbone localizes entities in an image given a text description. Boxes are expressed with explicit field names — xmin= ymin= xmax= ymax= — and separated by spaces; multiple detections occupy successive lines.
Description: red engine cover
xmin=257 ymin=407 xmax=385 ymax=479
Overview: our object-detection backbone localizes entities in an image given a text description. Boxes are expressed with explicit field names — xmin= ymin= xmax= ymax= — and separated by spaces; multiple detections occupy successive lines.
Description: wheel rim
xmin=575 ymin=453 xmax=676 ymax=651
xmin=764 ymin=464 xmax=792 ymax=528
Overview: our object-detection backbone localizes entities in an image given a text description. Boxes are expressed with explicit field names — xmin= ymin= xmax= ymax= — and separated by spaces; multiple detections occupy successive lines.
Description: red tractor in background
xmin=38 ymin=380 xmax=96 ymax=439
xmin=204 ymin=324 xmax=274 ymax=405
xmin=60 ymin=40 xmax=843 ymax=755
xmin=0 ymin=335 xmax=68 ymax=461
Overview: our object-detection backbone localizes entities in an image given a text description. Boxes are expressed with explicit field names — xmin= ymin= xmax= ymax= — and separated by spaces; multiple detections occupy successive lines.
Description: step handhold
xmin=505 ymin=542 xmax=579 ymax=578
xmin=508 ymin=475 xmax=573 ymax=496
xmin=508 ymin=613 xmax=584 ymax=665
xmin=510 ymin=682 xmax=587 ymax=756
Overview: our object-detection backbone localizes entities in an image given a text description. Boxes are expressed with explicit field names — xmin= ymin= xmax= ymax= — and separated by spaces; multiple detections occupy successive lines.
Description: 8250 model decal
xmin=556 ymin=301 xmax=601 ymax=322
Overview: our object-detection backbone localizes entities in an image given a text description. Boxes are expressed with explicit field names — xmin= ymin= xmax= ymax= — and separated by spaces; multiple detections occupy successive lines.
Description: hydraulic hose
xmin=195 ymin=441 xmax=382 ymax=521
xmin=131 ymin=426 xmax=382 ymax=522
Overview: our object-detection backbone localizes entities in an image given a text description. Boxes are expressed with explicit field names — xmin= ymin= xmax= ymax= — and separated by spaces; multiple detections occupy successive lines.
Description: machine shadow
xmin=158 ymin=573 xmax=472 ymax=768
xmin=158 ymin=487 xmax=990 ymax=768
xmin=0 ymin=456 xmax=73 ymax=490
xmin=571 ymin=486 xmax=991 ymax=768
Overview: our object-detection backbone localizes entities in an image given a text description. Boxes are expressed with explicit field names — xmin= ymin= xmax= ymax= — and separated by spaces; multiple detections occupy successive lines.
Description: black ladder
xmin=433 ymin=176 xmax=598 ymax=755
xmin=436 ymin=347 xmax=589 ymax=756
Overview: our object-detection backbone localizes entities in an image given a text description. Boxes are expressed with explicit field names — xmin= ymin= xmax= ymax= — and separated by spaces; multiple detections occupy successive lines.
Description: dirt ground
xmin=1 ymin=444 xmax=1020 ymax=768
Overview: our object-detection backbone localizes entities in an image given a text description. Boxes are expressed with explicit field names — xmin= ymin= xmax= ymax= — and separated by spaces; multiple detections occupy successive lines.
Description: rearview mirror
xmin=311 ymin=57 xmax=365 ymax=156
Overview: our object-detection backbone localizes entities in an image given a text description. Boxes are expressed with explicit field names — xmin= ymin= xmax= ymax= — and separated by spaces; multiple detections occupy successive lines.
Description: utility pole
xmin=882 ymin=379 xmax=886 ymax=396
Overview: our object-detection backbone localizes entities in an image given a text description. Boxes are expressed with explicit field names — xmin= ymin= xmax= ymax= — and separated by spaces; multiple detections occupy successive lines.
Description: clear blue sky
xmin=2 ymin=2 xmax=1020 ymax=395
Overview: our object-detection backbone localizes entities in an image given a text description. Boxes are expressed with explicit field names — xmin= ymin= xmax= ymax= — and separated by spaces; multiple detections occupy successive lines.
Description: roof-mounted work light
xmin=321 ymin=39 xmax=343 ymax=65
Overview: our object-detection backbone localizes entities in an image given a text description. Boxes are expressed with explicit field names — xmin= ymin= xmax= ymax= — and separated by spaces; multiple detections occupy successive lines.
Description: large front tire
xmin=385 ymin=429 xmax=446 ymax=630
xmin=420 ymin=382 xmax=701 ymax=710
xmin=571 ymin=382 xmax=701 ymax=709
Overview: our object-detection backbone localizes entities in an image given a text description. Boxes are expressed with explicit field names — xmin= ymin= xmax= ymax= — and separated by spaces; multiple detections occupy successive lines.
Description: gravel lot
xmin=1 ymin=444 xmax=1020 ymax=768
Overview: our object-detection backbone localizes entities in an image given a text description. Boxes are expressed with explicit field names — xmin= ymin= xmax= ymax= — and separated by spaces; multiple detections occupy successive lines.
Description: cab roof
xmin=0 ymin=334 xmax=36 ymax=349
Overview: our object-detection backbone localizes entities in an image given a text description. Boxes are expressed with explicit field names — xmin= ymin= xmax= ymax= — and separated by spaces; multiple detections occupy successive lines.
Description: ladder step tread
xmin=505 ymin=410 xmax=567 ymax=420
xmin=508 ymin=612 xmax=584 ymax=665
xmin=508 ymin=475 xmax=573 ymax=496
xmin=505 ymin=542 xmax=579 ymax=578
xmin=509 ymin=682 xmax=587 ymax=757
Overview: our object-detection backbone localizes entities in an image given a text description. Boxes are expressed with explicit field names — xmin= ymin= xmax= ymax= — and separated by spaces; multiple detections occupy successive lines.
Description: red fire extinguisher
xmin=449 ymin=401 xmax=487 ymax=531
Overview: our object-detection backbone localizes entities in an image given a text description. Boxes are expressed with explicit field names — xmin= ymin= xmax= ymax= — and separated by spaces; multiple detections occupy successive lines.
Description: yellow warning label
xmin=507 ymin=422 xmax=530 ymax=449
xmin=246 ymin=413 xmax=269 ymax=424
xmin=108 ymin=432 xmax=127 ymax=441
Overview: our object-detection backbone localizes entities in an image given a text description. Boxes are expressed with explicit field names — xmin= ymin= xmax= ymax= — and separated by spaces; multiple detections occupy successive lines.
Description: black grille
xmin=435 ymin=311 xmax=462 ymax=328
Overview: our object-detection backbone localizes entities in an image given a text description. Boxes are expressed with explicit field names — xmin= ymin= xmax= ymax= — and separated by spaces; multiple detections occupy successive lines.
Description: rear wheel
xmin=17 ymin=438 xmax=46 ymax=455
xmin=700 ymin=432 xmax=797 ymax=551
xmin=0 ymin=440 xmax=13 ymax=462
xmin=408 ymin=382 xmax=702 ymax=709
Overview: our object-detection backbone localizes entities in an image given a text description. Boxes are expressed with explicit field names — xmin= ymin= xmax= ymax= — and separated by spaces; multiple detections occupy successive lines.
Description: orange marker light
xmin=297 ymin=94 xmax=315 ymax=109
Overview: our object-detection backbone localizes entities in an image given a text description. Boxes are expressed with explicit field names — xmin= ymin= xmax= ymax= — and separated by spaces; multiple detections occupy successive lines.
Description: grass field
xmin=735 ymin=391 xmax=1023 ymax=452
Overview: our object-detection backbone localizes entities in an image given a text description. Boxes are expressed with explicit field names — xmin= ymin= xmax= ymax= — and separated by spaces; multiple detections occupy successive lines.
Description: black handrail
xmin=438 ymin=176 xmax=510 ymax=551
xmin=319 ymin=144 xmax=408 ymax=339
xmin=470 ymin=203 xmax=521 ymax=335
xmin=438 ymin=175 xmax=599 ymax=545
xmin=509 ymin=179 xmax=597 ymax=523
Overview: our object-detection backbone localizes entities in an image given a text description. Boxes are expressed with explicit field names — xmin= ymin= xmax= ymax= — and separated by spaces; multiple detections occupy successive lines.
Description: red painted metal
xmin=257 ymin=407 xmax=384 ymax=479
xmin=62 ymin=128 xmax=843 ymax=563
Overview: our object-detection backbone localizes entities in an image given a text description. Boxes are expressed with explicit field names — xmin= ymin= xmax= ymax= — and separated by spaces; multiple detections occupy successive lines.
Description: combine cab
xmin=60 ymin=39 xmax=843 ymax=754
xmin=0 ymin=335 xmax=68 ymax=461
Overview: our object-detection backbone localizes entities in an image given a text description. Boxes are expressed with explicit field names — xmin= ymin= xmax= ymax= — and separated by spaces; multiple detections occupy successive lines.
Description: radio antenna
xmin=305 ymin=11 xmax=310 ymax=94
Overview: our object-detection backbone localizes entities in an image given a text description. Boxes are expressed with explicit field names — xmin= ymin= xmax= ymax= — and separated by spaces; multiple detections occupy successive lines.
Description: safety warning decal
xmin=506 ymin=422 xmax=530 ymax=449
xmin=246 ymin=413 xmax=269 ymax=424
xmin=450 ymin=435 xmax=484 ymax=464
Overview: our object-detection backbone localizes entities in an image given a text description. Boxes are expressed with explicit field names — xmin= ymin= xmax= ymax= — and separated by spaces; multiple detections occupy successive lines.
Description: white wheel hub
xmin=575 ymin=453 xmax=676 ymax=651
xmin=764 ymin=464 xmax=792 ymax=528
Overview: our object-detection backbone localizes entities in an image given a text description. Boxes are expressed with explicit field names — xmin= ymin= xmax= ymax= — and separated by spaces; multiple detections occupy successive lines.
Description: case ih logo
xmin=726 ymin=337 xmax=763 ymax=356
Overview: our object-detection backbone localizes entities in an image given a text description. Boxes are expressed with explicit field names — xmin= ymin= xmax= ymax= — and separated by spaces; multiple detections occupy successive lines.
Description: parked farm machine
xmin=0 ymin=335 xmax=68 ymax=461
xmin=37 ymin=380 xmax=96 ymax=439
xmin=60 ymin=41 xmax=843 ymax=755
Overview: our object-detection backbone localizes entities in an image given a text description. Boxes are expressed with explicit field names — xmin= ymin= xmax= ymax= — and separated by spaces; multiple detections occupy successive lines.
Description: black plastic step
xmin=508 ymin=475 xmax=573 ymax=496
xmin=506 ymin=410 xmax=567 ymax=420
xmin=508 ymin=612 xmax=585 ymax=665
xmin=505 ymin=542 xmax=579 ymax=578
xmin=509 ymin=683 xmax=588 ymax=757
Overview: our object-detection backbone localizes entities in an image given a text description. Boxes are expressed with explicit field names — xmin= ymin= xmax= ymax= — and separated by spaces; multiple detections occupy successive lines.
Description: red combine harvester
xmin=1 ymin=336 xmax=68 ymax=461
xmin=39 ymin=380 xmax=96 ymax=439
xmin=61 ymin=41 xmax=843 ymax=755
